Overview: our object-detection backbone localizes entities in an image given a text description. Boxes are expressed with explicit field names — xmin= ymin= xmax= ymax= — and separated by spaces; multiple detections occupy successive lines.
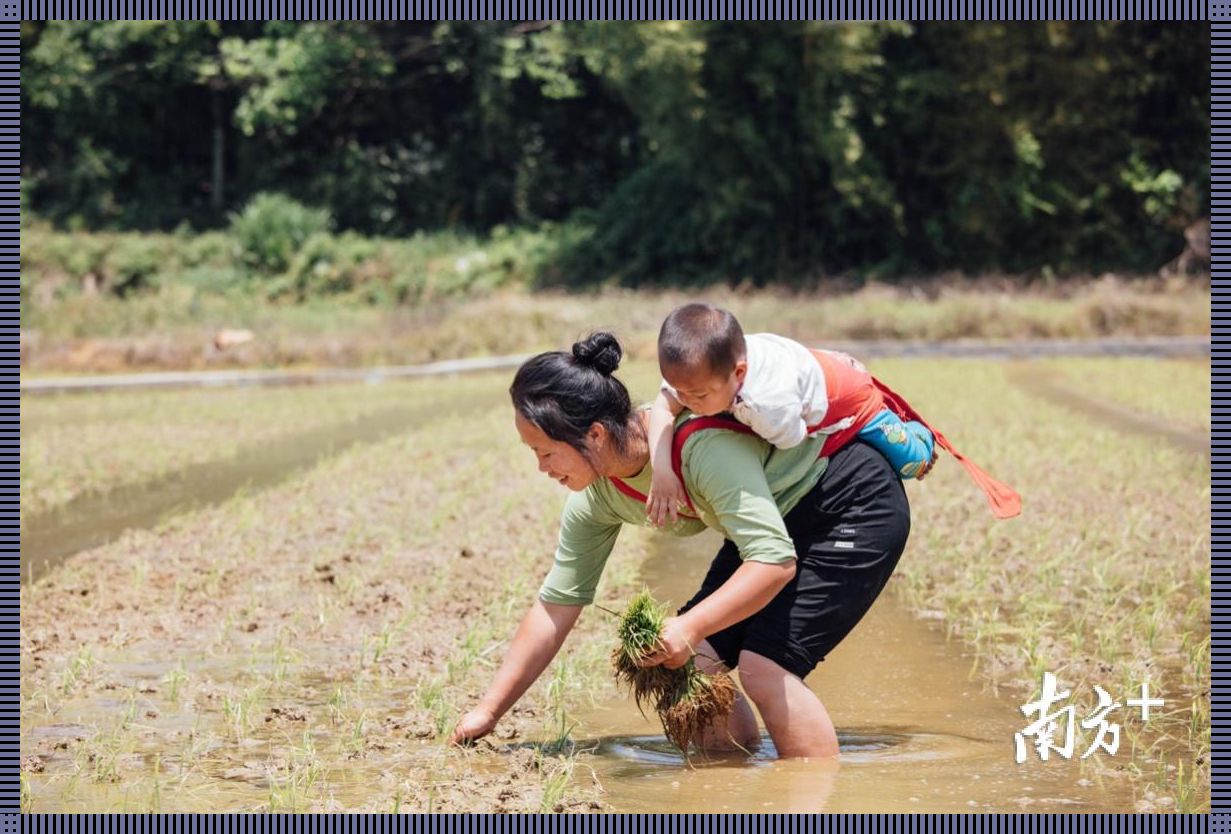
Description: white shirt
xmin=662 ymin=333 xmax=862 ymax=450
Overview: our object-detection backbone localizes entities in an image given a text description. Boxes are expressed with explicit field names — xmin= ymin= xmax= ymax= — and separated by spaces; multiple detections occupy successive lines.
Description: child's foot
xmin=898 ymin=422 xmax=936 ymax=479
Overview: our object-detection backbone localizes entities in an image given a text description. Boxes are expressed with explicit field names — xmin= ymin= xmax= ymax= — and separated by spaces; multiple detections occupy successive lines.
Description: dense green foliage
xmin=24 ymin=21 xmax=1207 ymax=286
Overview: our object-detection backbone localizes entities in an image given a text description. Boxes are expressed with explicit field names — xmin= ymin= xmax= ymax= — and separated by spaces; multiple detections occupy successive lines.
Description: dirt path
xmin=23 ymin=336 xmax=1208 ymax=395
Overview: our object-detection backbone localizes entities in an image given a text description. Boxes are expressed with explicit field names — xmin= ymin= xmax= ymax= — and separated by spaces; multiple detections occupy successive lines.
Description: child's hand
xmin=647 ymin=469 xmax=687 ymax=527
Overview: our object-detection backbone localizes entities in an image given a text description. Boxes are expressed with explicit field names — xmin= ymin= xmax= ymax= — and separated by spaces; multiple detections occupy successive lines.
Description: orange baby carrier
xmin=611 ymin=351 xmax=1022 ymax=521
xmin=807 ymin=349 xmax=1021 ymax=519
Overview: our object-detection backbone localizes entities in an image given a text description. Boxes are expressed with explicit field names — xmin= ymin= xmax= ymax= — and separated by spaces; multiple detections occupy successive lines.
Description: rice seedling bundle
xmin=611 ymin=590 xmax=737 ymax=751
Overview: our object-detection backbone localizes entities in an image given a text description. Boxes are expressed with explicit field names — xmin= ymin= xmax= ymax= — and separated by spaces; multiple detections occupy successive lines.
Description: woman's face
xmin=515 ymin=413 xmax=600 ymax=492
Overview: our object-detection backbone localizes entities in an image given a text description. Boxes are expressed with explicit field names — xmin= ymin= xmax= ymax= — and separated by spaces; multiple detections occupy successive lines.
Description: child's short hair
xmin=658 ymin=303 xmax=746 ymax=377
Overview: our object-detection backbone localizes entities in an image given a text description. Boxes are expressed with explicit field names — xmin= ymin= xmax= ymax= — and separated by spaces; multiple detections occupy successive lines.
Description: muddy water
xmin=571 ymin=531 xmax=1139 ymax=812
xmin=24 ymin=361 xmax=1174 ymax=812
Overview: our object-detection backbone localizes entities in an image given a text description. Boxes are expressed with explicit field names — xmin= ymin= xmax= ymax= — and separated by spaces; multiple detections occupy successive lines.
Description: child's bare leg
xmin=738 ymin=650 xmax=839 ymax=759
xmin=690 ymin=639 xmax=759 ymax=752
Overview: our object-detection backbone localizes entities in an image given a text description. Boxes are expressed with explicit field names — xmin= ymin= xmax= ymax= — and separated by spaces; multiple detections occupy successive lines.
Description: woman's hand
xmin=638 ymin=615 xmax=700 ymax=670
xmin=451 ymin=600 xmax=583 ymax=747
xmin=450 ymin=705 xmax=499 ymax=746
xmin=647 ymin=470 xmax=687 ymax=527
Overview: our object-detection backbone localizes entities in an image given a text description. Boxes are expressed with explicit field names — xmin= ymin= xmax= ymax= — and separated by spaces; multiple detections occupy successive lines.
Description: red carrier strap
xmin=670 ymin=417 xmax=759 ymax=514
xmin=807 ymin=346 xmax=1021 ymax=520
xmin=614 ymin=385 xmax=1022 ymax=521
xmin=609 ymin=416 xmax=756 ymax=518
xmin=608 ymin=475 xmax=661 ymax=509
xmin=872 ymin=377 xmax=1023 ymax=520
xmin=806 ymin=348 xmax=885 ymax=456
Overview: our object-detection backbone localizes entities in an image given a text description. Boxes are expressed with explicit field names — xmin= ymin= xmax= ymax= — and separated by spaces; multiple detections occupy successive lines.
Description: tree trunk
xmin=211 ymin=85 xmax=225 ymax=212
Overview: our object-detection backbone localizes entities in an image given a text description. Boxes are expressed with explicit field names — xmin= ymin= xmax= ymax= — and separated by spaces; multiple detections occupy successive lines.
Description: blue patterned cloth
xmin=857 ymin=408 xmax=935 ymax=479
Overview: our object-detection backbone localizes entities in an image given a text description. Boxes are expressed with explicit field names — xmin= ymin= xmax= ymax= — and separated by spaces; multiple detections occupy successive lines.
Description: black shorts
xmin=678 ymin=441 xmax=911 ymax=680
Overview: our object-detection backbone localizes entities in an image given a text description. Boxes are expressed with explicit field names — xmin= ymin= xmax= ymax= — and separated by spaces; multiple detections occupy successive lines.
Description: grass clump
xmin=612 ymin=590 xmax=674 ymax=711
xmin=611 ymin=590 xmax=737 ymax=752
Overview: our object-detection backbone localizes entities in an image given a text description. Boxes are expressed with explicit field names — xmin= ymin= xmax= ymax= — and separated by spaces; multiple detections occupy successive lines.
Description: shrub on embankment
xmin=22 ymin=207 xmax=568 ymax=308
xmin=20 ymin=194 xmax=1211 ymax=374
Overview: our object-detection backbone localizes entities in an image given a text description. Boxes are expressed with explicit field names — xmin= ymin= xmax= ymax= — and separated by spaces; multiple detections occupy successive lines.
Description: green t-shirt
xmin=538 ymin=420 xmax=829 ymax=606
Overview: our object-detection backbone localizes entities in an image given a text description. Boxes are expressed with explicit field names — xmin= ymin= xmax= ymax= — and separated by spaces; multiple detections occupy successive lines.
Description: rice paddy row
xmin=875 ymin=357 xmax=1209 ymax=811
xmin=22 ymin=372 xmax=650 ymax=811
xmin=21 ymin=374 xmax=507 ymax=519
xmin=1045 ymin=357 xmax=1209 ymax=434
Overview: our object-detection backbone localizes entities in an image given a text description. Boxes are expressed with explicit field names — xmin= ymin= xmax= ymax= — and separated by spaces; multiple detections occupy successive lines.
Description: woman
xmin=451 ymin=333 xmax=911 ymax=757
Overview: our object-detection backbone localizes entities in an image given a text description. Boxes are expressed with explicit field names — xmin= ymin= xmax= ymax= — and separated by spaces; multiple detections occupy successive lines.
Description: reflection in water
xmin=596 ymin=729 xmax=907 ymax=768
xmin=585 ymin=732 xmax=843 ymax=812
xmin=570 ymin=529 xmax=1139 ymax=812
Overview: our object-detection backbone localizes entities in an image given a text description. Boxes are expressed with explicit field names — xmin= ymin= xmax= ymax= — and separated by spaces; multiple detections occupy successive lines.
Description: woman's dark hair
xmin=510 ymin=332 xmax=641 ymax=461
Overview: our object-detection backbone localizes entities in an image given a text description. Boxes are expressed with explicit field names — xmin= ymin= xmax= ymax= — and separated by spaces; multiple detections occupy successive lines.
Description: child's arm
xmin=647 ymin=387 xmax=687 ymax=526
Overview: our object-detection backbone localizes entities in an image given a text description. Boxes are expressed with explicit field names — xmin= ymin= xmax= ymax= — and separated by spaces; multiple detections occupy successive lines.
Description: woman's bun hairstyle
xmin=572 ymin=332 xmax=622 ymax=376
xmin=511 ymin=331 xmax=638 ymax=461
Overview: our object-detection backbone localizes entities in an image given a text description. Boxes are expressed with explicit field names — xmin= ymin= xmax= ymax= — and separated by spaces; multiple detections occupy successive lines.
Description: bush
xmin=228 ymin=193 xmax=333 ymax=275
xmin=21 ymin=221 xmax=611 ymax=307
xmin=103 ymin=234 xmax=171 ymax=296
xmin=177 ymin=265 xmax=248 ymax=295
xmin=25 ymin=224 xmax=110 ymax=283
xmin=178 ymin=231 xmax=235 ymax=270
xmin=274 ymin=231 xmax=388 ymax=301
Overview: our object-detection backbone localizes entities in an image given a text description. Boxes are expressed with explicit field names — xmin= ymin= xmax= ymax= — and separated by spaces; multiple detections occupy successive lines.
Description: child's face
xmin=664 ymin=360 xmax=747 ymax=417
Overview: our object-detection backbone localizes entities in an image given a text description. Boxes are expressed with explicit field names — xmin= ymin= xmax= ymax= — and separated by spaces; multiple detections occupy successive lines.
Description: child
xmin=646 ymin=303 xmax=1021 ymax=526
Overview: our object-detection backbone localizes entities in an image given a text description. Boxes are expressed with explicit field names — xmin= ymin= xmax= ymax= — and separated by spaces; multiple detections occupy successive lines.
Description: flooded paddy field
xmin=21 ymin=357 xmax=1209 ymax=811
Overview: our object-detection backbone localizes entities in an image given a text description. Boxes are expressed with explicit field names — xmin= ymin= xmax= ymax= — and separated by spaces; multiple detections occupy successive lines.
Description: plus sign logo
xmin=1125 ymin=681 xmax=1164 ymax=721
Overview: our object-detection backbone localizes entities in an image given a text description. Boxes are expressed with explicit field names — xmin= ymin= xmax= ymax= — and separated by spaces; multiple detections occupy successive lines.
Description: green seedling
xmin=611 ymin=590 xmax=736 ymax=752
xmin=161 ymin=663 xmax=189 ymax=703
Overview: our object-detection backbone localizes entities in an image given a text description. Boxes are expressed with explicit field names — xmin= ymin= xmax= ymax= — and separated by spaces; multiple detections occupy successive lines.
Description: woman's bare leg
xmin=738 ymin=650 xmax=839 ymax=759
xmin=690 ymin=639 xmax=759 ymax=752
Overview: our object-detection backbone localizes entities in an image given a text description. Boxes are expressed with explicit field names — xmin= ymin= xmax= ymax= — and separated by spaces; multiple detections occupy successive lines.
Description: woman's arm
xmin=451 ymin=599 xmax=583 ymax=744
xmin=680 ymin=558 xmax=795 ymax=640
xmin=647 ymin=560 xmax=796 ymax=669
xmin=643 ymin=432 xmax=804 ymax=668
